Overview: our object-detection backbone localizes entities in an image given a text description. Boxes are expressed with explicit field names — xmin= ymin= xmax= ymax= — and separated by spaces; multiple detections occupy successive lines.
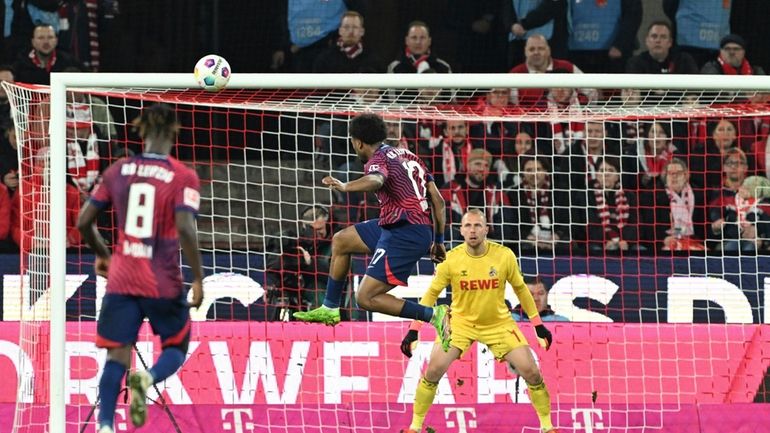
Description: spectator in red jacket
xmin=510 ymin=34 xmax=596 ymax=108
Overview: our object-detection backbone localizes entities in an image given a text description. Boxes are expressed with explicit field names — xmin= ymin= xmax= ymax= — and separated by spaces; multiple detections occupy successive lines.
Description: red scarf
xmin=666 ymin=184 xmax=695 ymax=237
xmin=594 ymin=183 xmax=629 ymax=240
xmin=643 ymin=144 xmax=675 ymax=176
xmin=405 ymin=48 xmax=430 ymax=69
xmin=524 ymin=177 xmax=552 ymax=225
xmin=582 ymin=144 xmax=600 ymax=182
xmin=718 ymin=54 xmax=753 ymax=75
xmin=446 ymin=180 xmax=506 ymax=226
xmin=337 ymin=38 xmax=363 ymax=59
xmin=637 ymin=141 xmax=676 ymax=176
xmin=441 ymin=138 xmax=471 ymax=185
xmin=29 ymin=49 xmax=57 ymax=72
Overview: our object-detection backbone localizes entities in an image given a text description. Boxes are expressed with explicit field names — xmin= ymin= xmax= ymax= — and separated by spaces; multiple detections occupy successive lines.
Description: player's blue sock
xmin=399 ymin=300 xmax=433 ymax=322
xmin=97 ymin=360 xmax=126 ymax=429
xmin=148 ymin=347 xmax=186 ymax=383
xmin=322 ymin=278 xmax=345 ymax=308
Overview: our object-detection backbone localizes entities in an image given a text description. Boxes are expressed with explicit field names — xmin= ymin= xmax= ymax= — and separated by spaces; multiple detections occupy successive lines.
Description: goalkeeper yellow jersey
xmin=419 ymin=240 xmax=540 ymax=327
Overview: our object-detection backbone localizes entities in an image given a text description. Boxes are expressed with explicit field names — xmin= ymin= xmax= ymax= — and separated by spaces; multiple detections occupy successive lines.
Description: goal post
xmin=9 ymin=71 xmax=770 ymax=433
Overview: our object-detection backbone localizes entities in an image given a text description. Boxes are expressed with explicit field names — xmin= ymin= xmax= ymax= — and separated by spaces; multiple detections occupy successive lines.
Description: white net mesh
xmin=5 ymin=76 xmax=770 ymax=433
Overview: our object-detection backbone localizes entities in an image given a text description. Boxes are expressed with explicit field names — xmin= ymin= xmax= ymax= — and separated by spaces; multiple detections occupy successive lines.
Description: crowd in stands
xmin=262 ymin=1 xmax=770 ymax=261
xmin=1 ymin=1 xmax=770 ymax=316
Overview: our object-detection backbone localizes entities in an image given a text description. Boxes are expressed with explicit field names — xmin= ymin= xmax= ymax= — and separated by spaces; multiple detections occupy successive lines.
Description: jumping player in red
xmin=294 ymin=113 xmax=451 ymax=349
xmin=77 ymin=104 xmax=204 ymax=433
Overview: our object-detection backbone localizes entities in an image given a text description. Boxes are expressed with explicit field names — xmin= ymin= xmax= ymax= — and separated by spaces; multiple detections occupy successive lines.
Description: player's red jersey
xmin=364 ymin=144 xmax=433 ymax=226
xmin=89 ymin=154 xmax=200 ymax=299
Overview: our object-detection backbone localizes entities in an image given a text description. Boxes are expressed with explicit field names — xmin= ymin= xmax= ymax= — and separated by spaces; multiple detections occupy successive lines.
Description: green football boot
xmin=430 ymin=304 xmax=451 ymax=352
xmin=293 ymin=306 xmax=341 ymax=325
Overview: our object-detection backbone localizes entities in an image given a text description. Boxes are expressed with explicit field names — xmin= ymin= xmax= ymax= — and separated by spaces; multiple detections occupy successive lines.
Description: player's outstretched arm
xmin=176 ymin=210 xmax=204 ymax=308
xmin=322 ymin=174 xmax=384 ymax=193
xmin=77 ymin=201 xmax=111 ymax=276
xmin=426 ymin=181 xmax=446 ymax=263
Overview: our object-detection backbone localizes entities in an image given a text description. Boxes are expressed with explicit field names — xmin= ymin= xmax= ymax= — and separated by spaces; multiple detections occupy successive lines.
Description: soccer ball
xmin=194 ymin=54 xmax=231 ymax=91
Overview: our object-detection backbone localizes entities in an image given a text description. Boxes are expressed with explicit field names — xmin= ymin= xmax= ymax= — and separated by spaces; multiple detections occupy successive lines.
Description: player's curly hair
xmin=132 ymin=103 xmax=180 ymax=141
xmin=349 ymin=113 xmax=387 ymax=145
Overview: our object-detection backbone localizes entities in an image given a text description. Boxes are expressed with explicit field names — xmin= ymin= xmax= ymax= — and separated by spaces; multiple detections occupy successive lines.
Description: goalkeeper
xmin=401 ymin=208 xmax=559 ymax=433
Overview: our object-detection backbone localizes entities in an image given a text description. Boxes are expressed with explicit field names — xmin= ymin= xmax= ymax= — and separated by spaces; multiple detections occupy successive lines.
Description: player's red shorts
xmin=96 ymin=293 xmax=190 ymax=349
xmin=354 ymin=219 xmax=432 ymax=286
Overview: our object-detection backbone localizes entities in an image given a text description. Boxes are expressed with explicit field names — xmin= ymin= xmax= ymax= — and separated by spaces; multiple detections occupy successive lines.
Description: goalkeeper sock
xmin=527 ymin=379 xmax=553 ymax=431
xmin=322 ymin=278 xmax=345 ymax=308
xmin=411 ymin=377 xmax=439 ymax=431
xmin=399 ymin=300 xmax=433 ymax=322
xmin=97 ymin=360 xmax=127 ymax=429
xmin=149 ymin=347 xmax=186 ymax=383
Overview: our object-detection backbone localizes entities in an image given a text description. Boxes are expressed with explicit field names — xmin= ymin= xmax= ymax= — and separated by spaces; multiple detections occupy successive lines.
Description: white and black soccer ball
xmin=194 ymin=54 xmax=231 ymax=91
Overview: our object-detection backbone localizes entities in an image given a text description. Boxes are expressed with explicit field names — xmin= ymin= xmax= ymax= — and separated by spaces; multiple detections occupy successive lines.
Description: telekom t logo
xmin=221 ymin=408 xmax=255 ymax=433
xmin=444 ymin=407 xmax=477 ymax=433
xmin=571 ymin=408 xmax=605 ymax=432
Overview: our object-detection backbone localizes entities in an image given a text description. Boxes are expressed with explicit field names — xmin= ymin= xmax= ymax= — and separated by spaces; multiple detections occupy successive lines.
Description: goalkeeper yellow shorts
xmin=438 ymin=316 xmax=528 ymax=360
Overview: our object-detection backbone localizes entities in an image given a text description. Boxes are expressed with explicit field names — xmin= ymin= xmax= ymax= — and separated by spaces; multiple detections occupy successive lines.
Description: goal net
xmin=4 ymin=73 xmax=770 ymax=433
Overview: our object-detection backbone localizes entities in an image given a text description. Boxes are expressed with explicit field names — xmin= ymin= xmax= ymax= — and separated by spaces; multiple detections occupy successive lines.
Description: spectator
xmin=643 ymin=158 xmax=707 ymax=252
xmin=441 ymin=148 xmax=512 ymax=244
xmin=506 ymin=156 xmax=571 ymax=254
xmin=623 ymin=121 xmax=685 ymax=193
xmin=313 ymin=11 xmax=383 ymax=73
xmin=0 ymin=64 xmax=14 ymax=123
xmin=264 ymin=205 xmax=335 ymax=318
xmin=663 ymin=0 xmax=730 ymax=68
xmin=701 ymin=34 xmax=765 ymax=75
xmin=710 ymin=175 xmax=770 ymax=253
xmin=689 ymin=119 xmax=750 ymax=193
xmin=502 ymin=123 xmax=538 ymax=189
xmin=57 ymin=0 xmax=103 ymax=70
xmin=64 ymin=66 xmax=118 ymax=141
xmin=65 ymin=102 xmax=107 ymax=200
xmin=271 ymin=0 xmax=351 ymax=72
xmin=706 ymin=148 xmax=750 ymax=250
xmin=12 ymin=146 xmax=82 ymax=250
xmin=387 ymin=21 xmax=452 ymax=74
xmin=567 ymin=0 xmax=642 ymax=74
xmin=510 ymin=35 xmax=597 ymax=108
xmin=553 ymin=120 xmax=620 ymax=192
xmin=0 ymin=119 xmax=18 ymax=196
xmin=470 ymin=88 xmax=517 ymax=179
xmin=12 ymin=24 xmax=82 ymax=85
xmin=626 ymin=21 xmax=698 ymax=74
xmin=512 ymin=276 xmax=569 ymax=322
xmin=575 ymin=156 xmax=639 ymax=254
xmin=422 ymin=119 xmax=472 ymax=188
xmin=503 ymin=0 xmax=568 ymax=68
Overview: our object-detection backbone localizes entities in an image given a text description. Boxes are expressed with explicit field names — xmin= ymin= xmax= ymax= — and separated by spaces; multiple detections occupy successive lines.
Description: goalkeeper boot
xmin=128 ymin=370 xmax=153 ymax=427
xmin=430 ymin=304 xmax=451 ymax=352
xmin=293 ymin=305 xmax=341 ymax=325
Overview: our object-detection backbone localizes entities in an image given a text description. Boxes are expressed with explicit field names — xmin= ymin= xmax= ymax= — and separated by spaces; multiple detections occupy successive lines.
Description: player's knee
xmin=107 ymin=345 xmax=132 ymax=368
xmin=354 ymin=290 xmax=373 ymax=310
xmin=520 ymin=366 xmax=543 ymax=385
xmin=331 ymin=230 xmax=351 ymax=253
xmin=424 ymin=366 xmax=447 ymax=383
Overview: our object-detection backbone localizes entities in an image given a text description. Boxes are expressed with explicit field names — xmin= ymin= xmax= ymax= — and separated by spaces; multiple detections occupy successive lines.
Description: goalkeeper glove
xmin=400 ymin=330 xmax=419 ymax=358
xmin=535 ymin=324 xmax=553 ymax=350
